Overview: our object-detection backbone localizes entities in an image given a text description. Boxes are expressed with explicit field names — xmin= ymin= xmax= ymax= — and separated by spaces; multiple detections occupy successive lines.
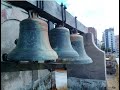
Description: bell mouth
xmin=7 ymin=48 xmax=58 ymax=62
xmin=72 ymin=59 xmax=93 ymax=64
xmin=73 ymin=56 xmax=93 ymax=64
xmin=49 ymin=57 xmax=93 ymax=64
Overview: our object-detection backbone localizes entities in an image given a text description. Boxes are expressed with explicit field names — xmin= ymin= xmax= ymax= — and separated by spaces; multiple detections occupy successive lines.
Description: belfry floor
xmin=107 ymin=74 xmax=119 ymax=90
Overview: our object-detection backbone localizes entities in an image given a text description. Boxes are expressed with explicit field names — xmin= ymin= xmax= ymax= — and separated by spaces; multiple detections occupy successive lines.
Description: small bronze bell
xmin=49 ymin=25 xmax=79 ymax=63
xmin=7 ymin=12 xmax=58 ymax=62
xmin=70 ymin=31 xmax=93 ymax=64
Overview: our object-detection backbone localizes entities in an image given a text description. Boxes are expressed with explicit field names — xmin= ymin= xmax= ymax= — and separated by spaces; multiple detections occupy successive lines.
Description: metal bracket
xmin=2 ymin=53 xmax=8 ymax=61
xmin=70 ymin=16 xmax=78 ymax=34
xmin=63 ymin=5 xmax=67 ymax=23
xmin=60 ymin=3 xmax=67 ymax=26
xmin=28 ymin=10 xmax=38 ymax=18
xmin=70 ymin=28 xmax=75 ymax=34
xmin=75 ymin=16 xmax=77 ymax=29
xmin=74 ymin=16 xmax=78 ymax=33
xmin=37 ymin=0 xmax=44 ymax=10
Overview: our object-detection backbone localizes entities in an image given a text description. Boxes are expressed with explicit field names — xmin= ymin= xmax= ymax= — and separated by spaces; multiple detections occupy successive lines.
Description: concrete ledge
xmin=68 ymin=77 xmax=107 ymax=90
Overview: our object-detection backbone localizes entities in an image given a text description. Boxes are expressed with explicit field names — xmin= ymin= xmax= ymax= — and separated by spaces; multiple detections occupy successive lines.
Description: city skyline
xmin=56 ymin=0 xmax=119 ymax=41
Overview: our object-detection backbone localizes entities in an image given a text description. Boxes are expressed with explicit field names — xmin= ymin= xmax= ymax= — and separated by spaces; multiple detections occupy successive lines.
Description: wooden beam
xmin=6 ymin=0 xmax=88 ymax=33
xmin=1 ymin=61 xmax=66 ymax=72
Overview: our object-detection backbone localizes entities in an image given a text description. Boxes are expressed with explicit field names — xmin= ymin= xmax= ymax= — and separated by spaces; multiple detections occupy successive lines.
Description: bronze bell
xmin=70 ymin=32 xmax=93 ymax=64
xmin=7 ymin=17 xmax=58 ymax=62
xmin=49 ymin=25 xmax=79 ymax=63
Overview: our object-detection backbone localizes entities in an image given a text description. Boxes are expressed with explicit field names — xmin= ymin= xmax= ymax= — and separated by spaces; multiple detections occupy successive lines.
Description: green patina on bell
xmin=7 ymin=18 xmax=58 ymax=61
xmin=70 ymin=32 xmax=93 ymax=64
xmin=49 ymin=26 xmax=79 ymax=63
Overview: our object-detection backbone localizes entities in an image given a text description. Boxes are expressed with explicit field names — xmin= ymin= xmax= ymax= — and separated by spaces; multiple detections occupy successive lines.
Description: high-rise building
xmin=115 ymin=35 xmax=119 ymax=53
xmin=88 ymin=27 xmax=97 ymax=45
xmin=102 ymin=28 xmax=116 ymax=52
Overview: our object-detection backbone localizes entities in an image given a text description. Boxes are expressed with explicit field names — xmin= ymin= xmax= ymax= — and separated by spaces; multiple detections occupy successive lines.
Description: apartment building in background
xmin=102 ymin=28 xmax=116 ymax=52
xmin=88 ymin=27 xmax=97 ymax=45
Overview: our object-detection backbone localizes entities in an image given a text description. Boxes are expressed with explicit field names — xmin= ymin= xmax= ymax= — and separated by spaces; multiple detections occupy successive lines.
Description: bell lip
xmin=50 ymin=58 xmax=93 ymax=64
xmin=7 ymin=53 xmax=58 ymax=62
xmin=50 ymin=61 xmax=93 ymax=64
xmin=6 ymin=58 xmax=57 ymax=62
xmin=71 ymin=60 xmax=93 ymax=64
xmin=73 ymin=57 xmax=93 ymax=64
xmin=55 ymin=50 xmax=79 ymax=57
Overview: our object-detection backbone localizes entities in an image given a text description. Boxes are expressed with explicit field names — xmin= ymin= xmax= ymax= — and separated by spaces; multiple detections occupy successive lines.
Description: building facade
xmin=115 ymin=35 xmax=119 ymax=55
xmin=88 ymin=27 xmax=97 ymax=45
xmin=103 ymin=28 xmax=116 ymax=52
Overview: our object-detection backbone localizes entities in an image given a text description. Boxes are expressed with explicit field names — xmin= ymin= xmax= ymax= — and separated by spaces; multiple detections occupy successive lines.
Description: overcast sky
xmin=55 ymin=0 xmax=119 ymax=41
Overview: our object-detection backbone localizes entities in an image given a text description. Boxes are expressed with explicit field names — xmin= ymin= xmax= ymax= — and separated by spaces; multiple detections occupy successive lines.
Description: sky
xmin=55 ymin=0 xmax=119 ymax=41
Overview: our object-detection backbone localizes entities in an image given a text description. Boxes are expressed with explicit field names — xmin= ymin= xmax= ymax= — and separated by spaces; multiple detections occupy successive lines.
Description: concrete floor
xmin=107 ymin=74 xmax=119 ymax=90
xmin=55 ymin=68 xmax=119 ymax=90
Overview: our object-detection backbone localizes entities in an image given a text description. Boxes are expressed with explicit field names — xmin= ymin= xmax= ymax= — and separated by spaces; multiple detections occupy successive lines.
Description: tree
xmin=101 ymin=44 xmax=105 ymax=51
xmin=104 ymin=48 xmax=111 ymax=53
xmin=100 ymin=43 xmax=111 ymax=53
xmin=106 ymin=48 xmax=111 ymax=52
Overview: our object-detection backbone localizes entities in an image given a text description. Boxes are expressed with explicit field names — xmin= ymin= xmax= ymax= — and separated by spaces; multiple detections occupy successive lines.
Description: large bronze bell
xmin=7 ymin=17 xmax=58 ymax=62
xmin=49 ymin=25 xmax=79 ymax=63
xmin=70 ymin=32 xmax=93 ymax=64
